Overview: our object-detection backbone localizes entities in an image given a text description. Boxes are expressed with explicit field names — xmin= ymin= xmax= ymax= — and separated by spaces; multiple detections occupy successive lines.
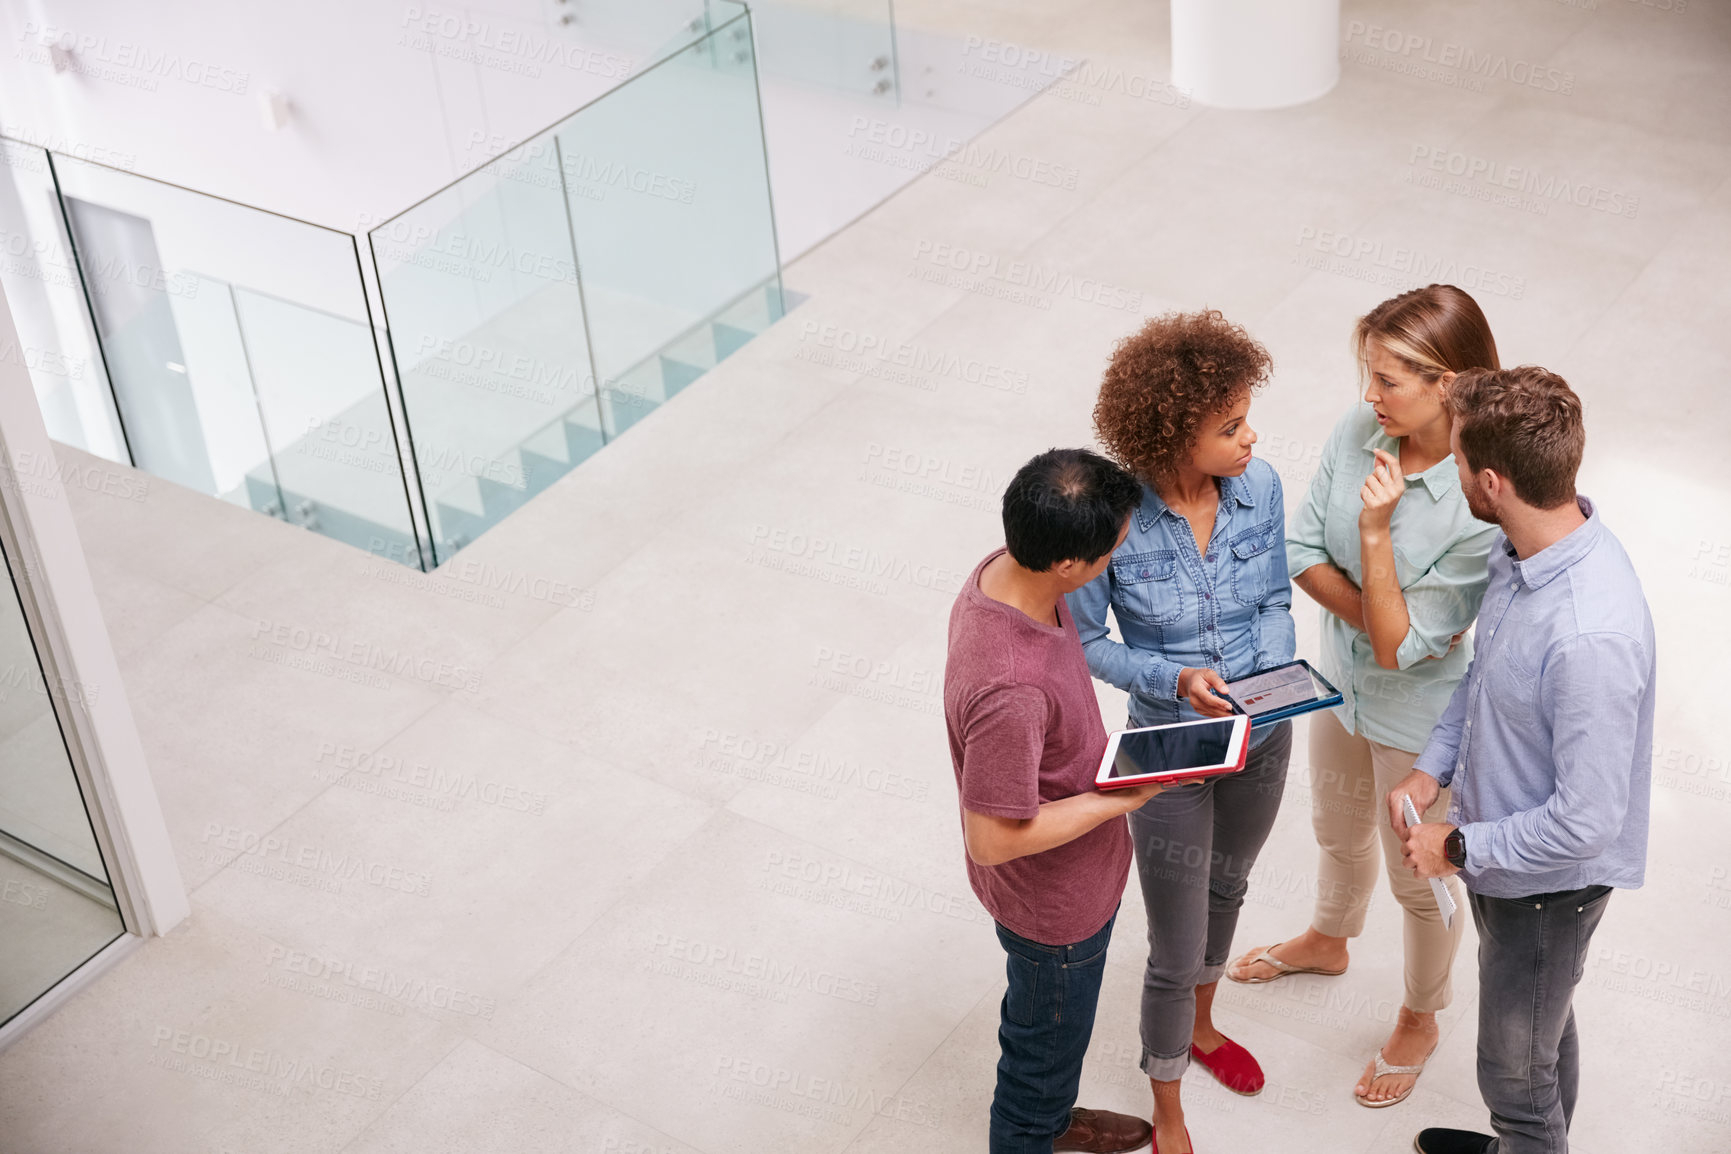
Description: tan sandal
xmin=1353 ymin=1048 xmax=1434 ymax=1108
xmin=1227 ymin=945 xmax=1348 ymax=985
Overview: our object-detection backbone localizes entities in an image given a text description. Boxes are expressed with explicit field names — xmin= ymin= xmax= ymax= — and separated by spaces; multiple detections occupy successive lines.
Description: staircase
xmin=428 ymin=279 xmax=803 ymax=552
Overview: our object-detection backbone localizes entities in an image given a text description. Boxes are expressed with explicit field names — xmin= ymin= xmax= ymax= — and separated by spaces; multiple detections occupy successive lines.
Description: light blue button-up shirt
xmin=1287 ymin=404 xmax=1499 ymax=753
xmin=1067 ymin=458 xmax=1297 ymax=745
xmin=1414 ymin=497 xmax=1655 ymax=898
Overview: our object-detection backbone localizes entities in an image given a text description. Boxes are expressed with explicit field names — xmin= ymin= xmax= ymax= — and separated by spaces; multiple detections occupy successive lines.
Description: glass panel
xmin=370 ymin=1 xmax=784 ymax=563
xmin=45 ymin=155 xmax=422 ymax=566
xmin=0 ymin=139 xmax=127 ymax=460
xmin=558 ymin=5 xmax=783 ymax=434
xmin=232 ymin=286 xmax=415 ymax=559
xmin=564 ymin=0 xmax=731 ymax=67
xmin=750 ymin=0 xmax=899 ymax=97
xmin=0 ymin=532 xmax=125 ymax=1029
xmin=368 ymin=139 xmax=602 ymax=562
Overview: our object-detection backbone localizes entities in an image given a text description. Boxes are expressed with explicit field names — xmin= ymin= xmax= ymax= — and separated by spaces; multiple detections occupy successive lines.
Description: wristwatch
xmin=1444 ymin=828 xmax=1467 ymax=870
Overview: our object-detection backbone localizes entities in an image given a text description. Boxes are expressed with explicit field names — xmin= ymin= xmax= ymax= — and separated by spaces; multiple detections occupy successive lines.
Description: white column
xmin=0 ymin=278 xmax=188 ymax=939
xmin=1171 ymin=0 xmax=1341 ymax=111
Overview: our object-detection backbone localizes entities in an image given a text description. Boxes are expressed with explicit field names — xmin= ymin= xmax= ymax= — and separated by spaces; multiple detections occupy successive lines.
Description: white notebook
xmin=1404 ymin=796 xmax=1458 ymax=930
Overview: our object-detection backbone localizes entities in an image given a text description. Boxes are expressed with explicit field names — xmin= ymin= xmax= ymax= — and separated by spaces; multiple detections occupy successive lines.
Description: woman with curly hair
xmin=1227 ymin=285 xmax=1500 ymax=1111
xmin=1066 ymin=309 xmax=1296 ymax=1154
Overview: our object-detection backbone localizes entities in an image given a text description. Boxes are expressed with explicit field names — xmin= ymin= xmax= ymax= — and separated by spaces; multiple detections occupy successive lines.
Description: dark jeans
xmin=990 ymin=910 xmax=1117 ymax=1154
xmin=1471 ymin=883 xmax=1614 ymax=1154
xmin=1129 ymin=720 xmax=1292 ymax=1079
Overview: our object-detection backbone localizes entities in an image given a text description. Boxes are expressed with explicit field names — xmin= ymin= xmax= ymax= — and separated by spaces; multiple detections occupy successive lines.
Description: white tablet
xmin=1095 ymin=716 xmax=1250 ymax=791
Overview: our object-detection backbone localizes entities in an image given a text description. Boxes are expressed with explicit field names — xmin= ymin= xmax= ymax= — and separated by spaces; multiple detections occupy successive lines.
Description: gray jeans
xmin=1472 ymin=883 xmax=1614 ymax=1154
xmin=1128 ymin=720 xmax=1291 ymax=1080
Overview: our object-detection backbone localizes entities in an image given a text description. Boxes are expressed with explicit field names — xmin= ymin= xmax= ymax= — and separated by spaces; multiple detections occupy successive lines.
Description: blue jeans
xmin=1471 ymin=883 xmax=1613 ymax=1154
xmin=990 ymin=910 xmax=1117 ymax=1153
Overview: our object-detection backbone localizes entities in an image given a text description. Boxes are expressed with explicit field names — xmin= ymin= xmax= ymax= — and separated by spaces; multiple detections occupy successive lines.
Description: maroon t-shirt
xmin=944 ymin=549 xmax=1131 ymax=945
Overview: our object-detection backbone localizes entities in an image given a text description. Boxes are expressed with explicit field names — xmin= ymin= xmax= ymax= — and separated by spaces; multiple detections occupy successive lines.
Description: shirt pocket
xmin=1482 ymin=645 xmax=1539 ymax=727
xmin=1392 ymin=541 xmax=1442 ymax=590
xmin=1229 ymin=519 xmax=1281 ymax=605
xmin=1111 ymin=550 xmax=1184 ymax=626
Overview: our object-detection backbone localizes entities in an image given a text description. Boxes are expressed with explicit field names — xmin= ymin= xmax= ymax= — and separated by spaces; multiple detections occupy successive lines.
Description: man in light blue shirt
xmin=1388 ymin=366 xmax=1655 ymax=1154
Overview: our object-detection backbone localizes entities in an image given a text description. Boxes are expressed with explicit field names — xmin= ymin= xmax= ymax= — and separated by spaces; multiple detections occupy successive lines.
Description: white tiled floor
xmin=3 ymin=1 xmax=1730 ymax=1150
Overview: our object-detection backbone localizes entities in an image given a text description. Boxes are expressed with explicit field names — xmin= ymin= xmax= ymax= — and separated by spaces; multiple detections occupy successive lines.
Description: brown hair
xmin=1446 ymin=365 xmax=1584 ymax=510
xmin=1094 ymin=310 xmax=1272 ymax=486
xmin=1355 ymin=284 xmax=1500 ymax=384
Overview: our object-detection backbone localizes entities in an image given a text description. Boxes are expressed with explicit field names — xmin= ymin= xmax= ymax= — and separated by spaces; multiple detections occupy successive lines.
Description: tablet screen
xmin=1227 ymin=663 xmax=1328 ymax=717
xmin=1106 ymin=719 xmax=1239 ymax=780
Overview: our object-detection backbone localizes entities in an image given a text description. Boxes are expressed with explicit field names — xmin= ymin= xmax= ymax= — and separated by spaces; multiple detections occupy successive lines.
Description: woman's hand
xmin=1423 ymin=630 xmax=1468 ymax=661
xmin=1178 ymin=667 xmax=1236 ymax=718
xmin=1358 ymin=448 xmax=1404 ymax=536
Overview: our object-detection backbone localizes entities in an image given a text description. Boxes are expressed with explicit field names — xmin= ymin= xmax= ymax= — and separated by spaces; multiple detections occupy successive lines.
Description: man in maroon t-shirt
xmin=947 ymin=448 xmax=1163 ymax=1154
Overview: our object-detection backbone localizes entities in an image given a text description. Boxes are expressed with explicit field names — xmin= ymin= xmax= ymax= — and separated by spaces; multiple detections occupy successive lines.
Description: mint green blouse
xmin=1286 ymin=404 xmax=1498 ymax=753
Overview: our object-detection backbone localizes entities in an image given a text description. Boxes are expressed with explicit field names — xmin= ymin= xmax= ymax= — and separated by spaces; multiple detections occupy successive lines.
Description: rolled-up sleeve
xmin=1285 ymin=418 xmax=1342 ymax=580
xmin=1067 ymin=569 xmax=1183 ymax=704
xmin=1391 ymin=523 xmax=1498 ymax=670
xmin=1459 ymin=632 xmax=1650 ymax=873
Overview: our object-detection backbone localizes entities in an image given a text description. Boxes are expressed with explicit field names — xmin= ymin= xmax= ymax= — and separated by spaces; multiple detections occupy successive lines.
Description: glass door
xmin=0 ymin=526 xmax=125 ymax=1029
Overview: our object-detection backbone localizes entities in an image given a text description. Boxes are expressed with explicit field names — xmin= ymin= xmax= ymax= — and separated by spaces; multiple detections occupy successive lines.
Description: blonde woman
xmin=1226 ymin=285 xmax=1499 ymax=1108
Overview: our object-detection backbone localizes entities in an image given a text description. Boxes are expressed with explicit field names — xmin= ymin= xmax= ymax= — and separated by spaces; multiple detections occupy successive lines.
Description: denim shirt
xmin=1067 ymin=458 xmax=1297 ymax=743
xmin=1415 ymin=498 xmax=1655 ymax=899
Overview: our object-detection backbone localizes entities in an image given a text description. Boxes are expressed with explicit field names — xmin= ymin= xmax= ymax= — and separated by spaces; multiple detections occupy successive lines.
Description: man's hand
xmin=1387 ymin=768 xmax=1442 ymax=838
xmin=1178 ymin=667 xmax=1235 ymax=718
xmin=1402 ymin=820 xmax=1460 ymax=879
xmin=1109 ymin=780 xmax=1168 ymax=811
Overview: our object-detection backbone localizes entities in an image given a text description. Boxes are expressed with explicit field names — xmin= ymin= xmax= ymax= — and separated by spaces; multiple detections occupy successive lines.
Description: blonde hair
xmin=1354 ymin=284 xmax=1500 ymax=385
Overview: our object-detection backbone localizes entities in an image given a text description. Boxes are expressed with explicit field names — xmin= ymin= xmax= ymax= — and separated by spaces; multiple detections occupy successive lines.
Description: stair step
xmin=659 ymin=353 xmax=707 ymax=396
xmin=712 ymin=321 xmax=755 ymax=361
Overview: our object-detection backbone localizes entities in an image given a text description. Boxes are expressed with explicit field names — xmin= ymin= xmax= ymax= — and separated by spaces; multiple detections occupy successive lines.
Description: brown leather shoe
xmin=1053 ymin=1106 xmax=1154 ymax=1153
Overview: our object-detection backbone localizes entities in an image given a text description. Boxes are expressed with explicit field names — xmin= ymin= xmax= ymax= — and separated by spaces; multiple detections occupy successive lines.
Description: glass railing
xmin=0 ymin=1 xmax=803 ymax=571
xmin=751 ymin=0 xmax=899 ymax=98
xmin=370 ymin=0 xmax=785 ymax=563
xmin=0 ymin=138 xmax=127 ymax=463
xmin=0 ymin=140 xmax=427 ymax=566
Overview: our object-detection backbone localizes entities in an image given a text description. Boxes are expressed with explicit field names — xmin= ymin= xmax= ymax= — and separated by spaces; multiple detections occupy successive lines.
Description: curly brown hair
xmin=1094 ymin=310 xmax=1273 ymax=486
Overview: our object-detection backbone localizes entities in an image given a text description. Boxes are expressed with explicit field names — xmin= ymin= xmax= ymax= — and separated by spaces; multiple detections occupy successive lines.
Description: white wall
xmin=0 ymin=0 xmax=706 ymax=233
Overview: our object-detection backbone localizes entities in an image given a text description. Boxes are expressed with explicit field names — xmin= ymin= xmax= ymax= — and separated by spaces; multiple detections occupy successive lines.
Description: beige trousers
xmin=1308 ymin=709 xmax=1464 ymax=1013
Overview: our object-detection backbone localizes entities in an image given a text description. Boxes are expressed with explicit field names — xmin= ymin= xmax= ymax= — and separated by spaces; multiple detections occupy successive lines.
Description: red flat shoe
xmin=1151 ymin=1124 xmax=1193 ymax=1153
xmin=1190 ymin=1035 xmax=1264 ymax=1095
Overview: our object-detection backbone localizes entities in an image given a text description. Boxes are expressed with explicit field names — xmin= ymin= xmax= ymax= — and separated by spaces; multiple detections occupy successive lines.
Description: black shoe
xmin=1413 ymin=1129 xmax=1493 ymax=1154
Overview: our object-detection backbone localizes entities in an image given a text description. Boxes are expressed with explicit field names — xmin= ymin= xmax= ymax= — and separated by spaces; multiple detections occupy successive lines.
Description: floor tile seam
xmin=463 ymin=1034 xmax=725 ymax=1154
xmin=203 ymin=535 xmax=575 ymax=661
xmin=1200 ymin=978 xmax=1415 ymax=1066
xmin=1426 ymin=99 xmax=1731 ymax=261
xmin=182 ymin=691 xmax=447 ymax=904
xmin=496 ymin=803 xmax=960 ymax=1012
xmin=452 ymin=314 xmax=985 ymax=684
xmin=430 ymin=1033 xmax=725 ymax=1154
xmin=780 ymin=52 xmax=1133 ymax=270
xmin=92 ymin=569 xmax=226 ymax=669
xmin=332 ymin=1031 xmax=472 ymax=1154
xmin=451 ymin=798 xmax=722 ymax=998
xmin=457 ymin=670 xmax=845 ymax=809
xmin=1549 ymin=249 xmax=1678 ymax=368
xmin=790 ymin=58 xmax=1192 ymax=278
xmin=1221 ymin=176 xmax=1404 ymax=331
xmin=702 ymin=804 xmax=995 ymax=929
xmin=834 ymin=978 xmax=1004 ymax=1154
xmin=444 ymin=371 xmax=873 ymax=677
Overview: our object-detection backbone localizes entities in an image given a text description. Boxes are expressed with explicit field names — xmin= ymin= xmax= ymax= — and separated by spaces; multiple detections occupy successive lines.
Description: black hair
xmin=1002 ymin=448 xmax=1141 ymax=572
